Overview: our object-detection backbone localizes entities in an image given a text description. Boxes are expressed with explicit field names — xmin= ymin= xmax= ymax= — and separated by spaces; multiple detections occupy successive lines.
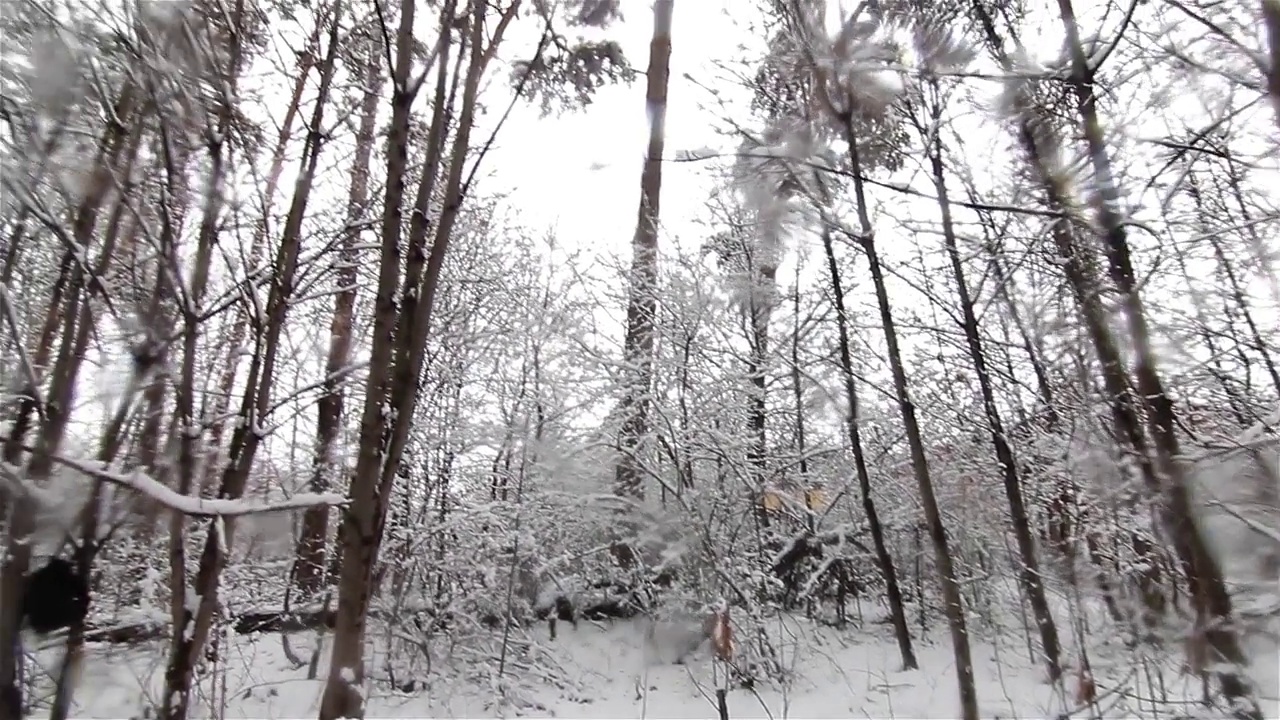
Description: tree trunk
xmin=966 ymin=190 xmax=1058 ymax=424
xmin=1217 ymin=143 xmax=1280 ymax=308
xmin=293 ymin=30 xmax=385 ymax=600
xmin=198 ymin=17 xmax=322 ymax=495
xmin=789 ymin=262 xmax=809 ymax=493
xmin=1056 ymin=2 xmax=1261 ymax=712
xmin=924 ymin=119 xmax=1061 ymax=681
xmin=614 ymin=0 xmax=674 ymax=502
xmin=320 ymin=0 xmax=508 ymax=713
xmin=161 ymin=3 xmax=336 ymax=717
xmin=841 ymin=124 xmax=977 ymax=717
xmin=0 ymin=78 xmax=141 ymax=718
xmin=969 ymin=0 xmax=1172 ymax=631
xmin=747 ymin=258 xmax=776 ymax=497
xmin=1173 ymin=175 xmax=1255 ymax=426
xmin=49 ymin=325 xmax=145 ymax=719
xmin=1263 ymin=0 xmax=1280 ymax=128
xmin=31 ymin=109 xmax=147 ymax=718
xmin=819 ymin=220 xmax=917 ymax=671
xmin=1191 ymin=184 xmax=1280 ymax=400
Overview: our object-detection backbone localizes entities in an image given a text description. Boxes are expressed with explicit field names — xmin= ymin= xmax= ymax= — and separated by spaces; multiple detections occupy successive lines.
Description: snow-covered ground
xmin=28 ymin=611 xmax=1280 ymax=718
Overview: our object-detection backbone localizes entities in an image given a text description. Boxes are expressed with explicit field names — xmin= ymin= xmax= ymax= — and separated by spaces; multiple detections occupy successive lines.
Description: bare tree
xmin=904 ymin=78 xmax=1062 ymax=681
xmin=967 ymin=0 xmax=1265 ymax=712
xmin=292 ymin=26 xmax=385 ymax=602
xmin=818 ymin=214 xmax=918 ymax=669
xmin=802 ymin=5 xmax=980 ymax=713
xmin=1056 ymin=0 xmax=1262 ymax=712
xmin=319 ymin=0 xmax=530 ymax=712
xmin=0 ymin=17 xmax=147 ymax=714
xmin=161 ymin=2 xmax=346 ymax=716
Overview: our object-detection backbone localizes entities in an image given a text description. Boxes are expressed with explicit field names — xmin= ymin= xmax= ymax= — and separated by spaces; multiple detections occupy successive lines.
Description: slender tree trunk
xmin=746 ymin=259 xmax=776 ymax=496
xmin=162 ymin=153 xmax=222 ymax=720
xmin=924 ymin=118 xmax=1061 ymax=681
xmin=970 ymin=0 xmax=1170 ymax=633
xmin=321 ymin=0 xmax=510 ymax=712
xmin=125 ymin=114 xmax=194 ymax=549
xmin=293 ymin=31 xmax=385 ymax=599
xmin=36 ymin=108 xmax=149 ymax=717
xmin=790 ymin=265 xmax=809 ymax=486
xmin=1174 ymin=176 xmax=1256 ymax=425
xmin=1191 ymin=192 xmax=1280 ymax=399
xmin=678 ymin=330 xmax=695 ymax=490
xmin=614 ymin=0 xmax=674 ymax=502
xmin=162 ymin=4 xmax=336 ymax=717
xmin=198 ymin=18 xmax=321 ymax=494
xmin=819 ymin=220 xmax=917 ymax=670
xmin=0 ymin=79 xmax=141 ymax=718
xmin=163 ymin=66 xmax=234 ymax=720
xmin=967 ymin=195 xmax=1058 ymax=423
xmin=1167 ymin=210 xmax=1252 ymax=427
xmin=49 ymin=321 xmax=147 ymax=719
xmin=1217 ymin=144 xmax=1280 ymax=308
xmin=840 ymin=124 xmax=976 ymax=716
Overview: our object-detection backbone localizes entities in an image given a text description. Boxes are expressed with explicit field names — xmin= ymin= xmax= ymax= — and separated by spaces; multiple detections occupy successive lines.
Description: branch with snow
xmin=2 ymin=453 xmax=347 ymax=518
xmin=1204 ymin=499 xmax=1280 ymax=547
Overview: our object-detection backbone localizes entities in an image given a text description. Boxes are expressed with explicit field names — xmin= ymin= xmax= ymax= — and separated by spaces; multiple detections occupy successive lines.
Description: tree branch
xmin=1 ymin=453 xmax=347 ymax=518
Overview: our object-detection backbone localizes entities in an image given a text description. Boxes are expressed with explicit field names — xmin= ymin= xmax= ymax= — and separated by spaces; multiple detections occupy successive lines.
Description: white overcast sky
xmin=479 ymin=0 xmax=751 ymax=263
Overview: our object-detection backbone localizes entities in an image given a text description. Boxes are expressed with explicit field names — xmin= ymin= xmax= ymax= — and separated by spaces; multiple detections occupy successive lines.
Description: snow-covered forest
xmin=1 ymin=0 xmax=1277 ymax=717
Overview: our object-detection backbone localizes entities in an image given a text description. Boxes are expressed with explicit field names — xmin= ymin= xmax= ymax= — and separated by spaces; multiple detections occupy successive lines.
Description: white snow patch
xmin=40 ymin=607 xmax=1280 ymax=719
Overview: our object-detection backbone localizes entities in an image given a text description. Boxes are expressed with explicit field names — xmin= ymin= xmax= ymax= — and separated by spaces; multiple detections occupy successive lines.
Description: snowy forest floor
xmin=29 ymin=608 xmax=1280 ymax=719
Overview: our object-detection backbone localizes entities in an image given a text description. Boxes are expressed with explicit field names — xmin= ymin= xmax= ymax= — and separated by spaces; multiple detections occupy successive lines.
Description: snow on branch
xmin=3 ymin=453 xmax=347 ymax=518
xmin=1185 ymin=405 xmax=1280 ymax=461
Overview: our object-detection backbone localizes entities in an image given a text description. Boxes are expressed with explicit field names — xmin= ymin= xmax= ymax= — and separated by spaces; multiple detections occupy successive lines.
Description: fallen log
xmin=75 ymin=594 xmax=644 ymax=646
xmin=83 ymin=621 xmax=167 ymax=644
xmin=76 ymin=603 xmax=343 ymax=645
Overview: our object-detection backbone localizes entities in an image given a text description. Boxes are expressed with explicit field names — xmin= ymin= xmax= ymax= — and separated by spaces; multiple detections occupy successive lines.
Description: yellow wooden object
xmin=804 ymin=488 xmax=828 ymax=511
xmin=761 ymin=489 xmax=785 ymax=512
xmin=760 ymin=487 xmax=827 ymax=513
